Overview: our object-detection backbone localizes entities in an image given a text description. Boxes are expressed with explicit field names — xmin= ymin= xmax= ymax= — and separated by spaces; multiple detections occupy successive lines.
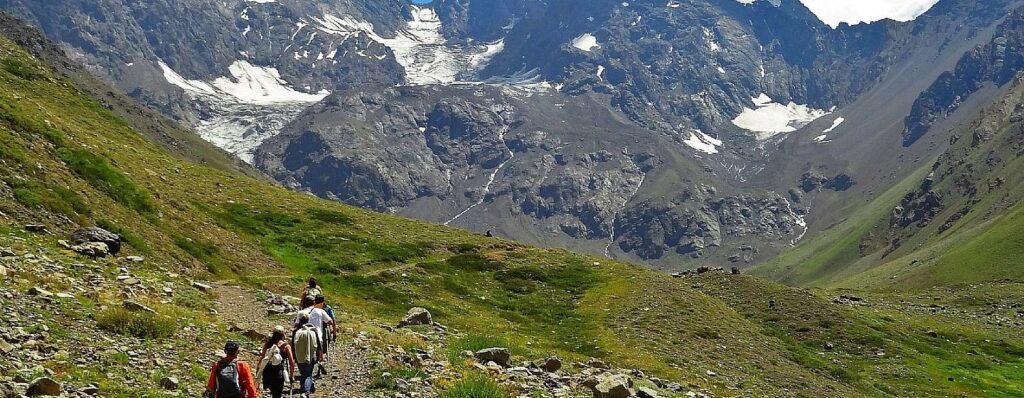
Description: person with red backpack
xmin=205 ymin=340 xmax=259 ymax=398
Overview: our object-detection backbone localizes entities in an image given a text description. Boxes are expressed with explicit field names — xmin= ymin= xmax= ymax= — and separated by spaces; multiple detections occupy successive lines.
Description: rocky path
xmin=213 ymin=284 xmax=376 ymax=398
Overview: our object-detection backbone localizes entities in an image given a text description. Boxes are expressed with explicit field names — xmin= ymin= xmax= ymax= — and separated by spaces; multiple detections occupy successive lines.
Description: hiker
xmin=255 ymin=326 xmax=297 ymax=398
xmin=294 ymin=295 xmax=335 ymax=376
xmin=293 ymin=314 xmax=320 ymax=397
xmin=205 ymin=340 xmax=259 ymax=398
xmin=314 ymin=294 xmax=339 ymax=370
xmin=300 ymin=277 xmax=322 ymax=304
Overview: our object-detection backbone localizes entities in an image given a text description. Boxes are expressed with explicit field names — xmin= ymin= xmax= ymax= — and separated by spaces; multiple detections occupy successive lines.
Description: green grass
xmin=57 ymin=148 xmax=155 ymax=215
xmin=95 ymin=307 xmax=176 ymax=339
xmin=440 ymin=373 xmax=511 ymax=398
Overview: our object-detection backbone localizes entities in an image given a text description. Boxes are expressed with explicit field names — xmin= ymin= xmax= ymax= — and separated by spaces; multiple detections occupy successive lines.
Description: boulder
xmin=72 ymin=242 xmax=110 ymax=258
xmin=592 ymin=374 xmax=632 ymax=398
xmin=27 ymin=377 xmax=60 ymax=396
xmin=71 ymin=227 xmax=122 ymax=255
xmin=191 ymin=281 xmax=213 ymax=292
xmin=397 ymin=307 xmax=432 ymax=327
xmin=159 ymin=376 xmax=179 ymax=391
xmin=538 ymin=356 xmax=562 ymax=373
xmin=474 ymin=347 xmax=511 ymax=367
xmin=0 ymin=248 xmax=15 ymax=257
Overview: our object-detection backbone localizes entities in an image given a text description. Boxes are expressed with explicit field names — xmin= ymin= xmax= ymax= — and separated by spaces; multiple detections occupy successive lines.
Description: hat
xmin=224 ymin=340 xmax=240 ymax=354
xmin=274 ymin=325 xmax=285 ymax=333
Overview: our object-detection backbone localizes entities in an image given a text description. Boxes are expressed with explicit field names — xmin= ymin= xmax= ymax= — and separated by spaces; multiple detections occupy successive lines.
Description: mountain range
xmin=3 ymin=0 xmax=1024 ymax=275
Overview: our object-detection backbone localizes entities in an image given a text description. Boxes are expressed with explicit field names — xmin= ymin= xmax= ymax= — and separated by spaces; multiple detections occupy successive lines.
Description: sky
xmin=797 ymin=0 xmax=942 ymax=27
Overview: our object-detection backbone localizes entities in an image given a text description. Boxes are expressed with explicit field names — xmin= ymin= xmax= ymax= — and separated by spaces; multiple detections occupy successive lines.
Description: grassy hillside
xmin=0 ymin=33 xmax=1022 ymax=398
xmin=755 ymin=78 xmax=1024 ymax=291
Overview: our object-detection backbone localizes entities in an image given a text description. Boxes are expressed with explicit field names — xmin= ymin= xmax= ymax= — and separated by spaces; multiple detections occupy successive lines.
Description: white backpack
xmin=265 ymin=343 xmax=284 ymax=366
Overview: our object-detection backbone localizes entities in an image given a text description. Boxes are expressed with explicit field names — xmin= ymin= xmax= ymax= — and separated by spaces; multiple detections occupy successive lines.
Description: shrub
xmin=305 ymin=208 xmax=353 ymax=225
xmin=1 ymin=57 xmax=44 ymax=80
xmin=58 ymin=148 xmax=154 ymax=214
xmin=6 ymin=177 xmax=90 ymax=219
xmin=446 ymin=254 xmax=501 ymax=272
xmin=440 ymin=373 xmax=510 ymax=398
xmin=95 ymin=307 xmax=175 ymax=339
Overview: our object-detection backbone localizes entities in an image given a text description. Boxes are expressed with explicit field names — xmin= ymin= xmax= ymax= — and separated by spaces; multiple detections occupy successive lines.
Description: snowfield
xmin=731 ymin=94 xmax=830 ymax=140
xmin=683 ymin=130 xmax=723 ymax=154
xmin=571 ymin=33 xmax=601 ymax=52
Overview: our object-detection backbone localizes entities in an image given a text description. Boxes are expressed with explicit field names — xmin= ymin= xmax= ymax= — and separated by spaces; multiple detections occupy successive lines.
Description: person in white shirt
xmin=293 ymin=295 xmax=334 ymax=375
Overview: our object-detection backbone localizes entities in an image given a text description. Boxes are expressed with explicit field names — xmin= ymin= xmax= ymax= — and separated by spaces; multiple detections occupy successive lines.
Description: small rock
xmin=28 ymin=287 xmax=53 ymax=298
xmin=397 ymin=307 xmax=432 ymax=327
xmin=27 ymin=377 xmax=60 ymax=396
xmin=243 ymin=330 xmax=268 ymax=343
xmin=637 ymin=387 xmax=661 ymax=398
xmin=124 ymin=256 xmax=145 ymax=263
xmin=0 ymin=248 xmax=15 ymax=257
xmin=927 ymin=330 xmax=939 ymax=338
xmin=122 ymin=300 xmax=156 ymax=314
xmin=158 ymin=376 xmax=178 ymax=391
xmin=191 ymin=281 xmax=212 ymax=292
xmin=24 ymin=224 xmax=48 ymax=234
xmin=0 ymin=339 xmax=14 ymax=354
xmin=78 ymin=384 xmax=99 ymax=396
xmin=824 ymin=342 xmax=835 ymax=351
xmin=592 ymin=374 xmax=632 ymax=398
xmin=72 ymin=242 xmax=110 ymax=258
xmin=588 ymin=358 xmax=610 ymax=369
xmin=474 ymin=348 xmax=511 ymax=367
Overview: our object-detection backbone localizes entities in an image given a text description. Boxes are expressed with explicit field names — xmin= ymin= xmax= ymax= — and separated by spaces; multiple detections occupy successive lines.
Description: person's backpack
xmin=262 ymin=344 xmax=287 ymax=381
xmin=306 ymin=286 xmax=323 ymax=298
xmin=215 ymin=359 xmax=243 ymax=398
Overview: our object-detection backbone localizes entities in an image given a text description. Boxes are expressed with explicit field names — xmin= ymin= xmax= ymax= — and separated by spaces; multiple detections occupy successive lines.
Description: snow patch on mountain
xmin=731 ymin=94 xmax=830 ymax=140
xmin=159 ymin=60 xmax=327 ymax=162
xmin=684 ymin=130 xmax=723 ymax=154
xmin=571 ymin=34 xmax=600 ymax=52
xmin=822 ymin=117 xmax=845 ymax=133
xmin=211 ymin=61 xmax=329 ymax=104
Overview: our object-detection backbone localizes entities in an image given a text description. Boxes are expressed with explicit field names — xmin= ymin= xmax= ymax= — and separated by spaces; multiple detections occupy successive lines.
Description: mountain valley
xmin=1 ymin=1 xmax=1024 ymax=397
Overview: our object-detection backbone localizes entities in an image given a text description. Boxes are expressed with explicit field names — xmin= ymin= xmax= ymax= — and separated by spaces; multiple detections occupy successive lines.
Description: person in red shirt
xmin=205 ymin=340 xmax=259 ymax=398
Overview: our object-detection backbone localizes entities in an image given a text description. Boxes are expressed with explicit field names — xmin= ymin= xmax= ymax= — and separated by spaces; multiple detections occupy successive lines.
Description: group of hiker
xmin=204 ymin=278 xmax=338 ymax=398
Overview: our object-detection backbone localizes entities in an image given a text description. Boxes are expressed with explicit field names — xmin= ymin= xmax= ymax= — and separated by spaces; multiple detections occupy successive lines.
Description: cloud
xmin=798 ymin=0 xmax=941 ymax=28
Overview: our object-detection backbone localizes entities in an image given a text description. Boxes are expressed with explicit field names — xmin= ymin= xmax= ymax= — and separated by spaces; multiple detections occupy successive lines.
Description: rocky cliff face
xmin=904 ymin=8 xmax=1024 ymax=146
